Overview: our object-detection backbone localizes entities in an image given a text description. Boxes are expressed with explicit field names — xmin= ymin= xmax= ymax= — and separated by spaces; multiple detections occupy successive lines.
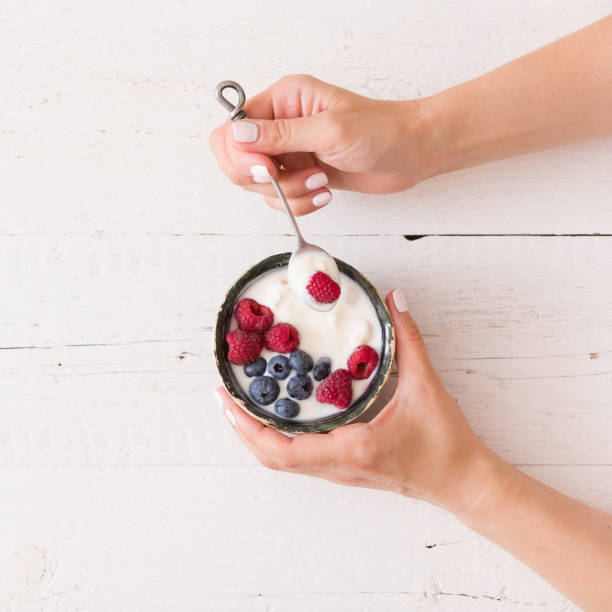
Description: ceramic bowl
xmin=213 ymin=253 xmax=395 ymax=433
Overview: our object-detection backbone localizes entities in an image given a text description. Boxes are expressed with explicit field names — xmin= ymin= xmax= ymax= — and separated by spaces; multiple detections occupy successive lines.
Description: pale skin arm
xmin=215 ymin=292 xmax=612 ymax=610
xmin=455 ymin=457 xmax=612 ymax=610
xmin=210 ymin=15 xmax=612 ymax=610
xmin=423 ymin=14 xmax=612 ymax=177
xmin=210 ymin=16 xmax=612 ymax=215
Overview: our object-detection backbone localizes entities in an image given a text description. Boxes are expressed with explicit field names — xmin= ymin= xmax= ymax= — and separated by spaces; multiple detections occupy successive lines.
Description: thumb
xmin=385 ymin=289 xmax=433 ymax=382
xmin=230 ymin=114 xmax=331 ymax=156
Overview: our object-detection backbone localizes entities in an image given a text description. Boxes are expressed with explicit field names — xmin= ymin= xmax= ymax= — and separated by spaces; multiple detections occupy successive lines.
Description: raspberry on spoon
xmin=306 ymin=271 xmax=341 ymax=304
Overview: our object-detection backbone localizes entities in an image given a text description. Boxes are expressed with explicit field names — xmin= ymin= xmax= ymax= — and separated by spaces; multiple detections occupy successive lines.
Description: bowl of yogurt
xmin=214 ymin=253 xmax=395 ymax=433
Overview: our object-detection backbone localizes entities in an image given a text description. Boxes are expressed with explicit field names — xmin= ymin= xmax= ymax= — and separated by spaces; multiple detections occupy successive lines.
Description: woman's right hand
xmin=209 ymin=75 xmax=439 ymax=216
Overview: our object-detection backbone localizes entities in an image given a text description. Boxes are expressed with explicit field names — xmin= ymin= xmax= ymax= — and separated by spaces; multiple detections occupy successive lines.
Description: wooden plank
xmin=1 ymin=234 xmax=610 ymax=467
xmin=0 ymin=465 xmax=600 ymax=610
xmin=2 ymin=1 xmax=611 ymax=235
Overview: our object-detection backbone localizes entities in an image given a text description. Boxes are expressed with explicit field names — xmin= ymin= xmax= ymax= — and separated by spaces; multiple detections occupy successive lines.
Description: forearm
xmin=451 ymin=451 xmax=612 ymax=610
xmin=419 ymin=15 xmax=612 ymax=177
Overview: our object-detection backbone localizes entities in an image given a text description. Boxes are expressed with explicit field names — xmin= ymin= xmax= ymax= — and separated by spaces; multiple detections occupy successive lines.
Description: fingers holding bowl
xmin=215 ymin=387 xmax=350 ymax=474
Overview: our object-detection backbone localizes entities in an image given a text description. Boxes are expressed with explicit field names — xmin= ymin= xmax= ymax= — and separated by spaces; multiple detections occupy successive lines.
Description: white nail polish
xmin=312 ymin=191 xmax=332 ymax=207
xmin=213 ymin=389 xmax=224 ymax=409
xmin=232 ymin=121 xmax=258 ymax=143
xmin=305 ymin=171 xmax=328 ymax=191
xmin=224 ymin=408 xmax=236 ymax=427
xmin=393 ymin=288 xmax=409 ymax=313
xmin=250 ymin=165 xmax=272 ymax=183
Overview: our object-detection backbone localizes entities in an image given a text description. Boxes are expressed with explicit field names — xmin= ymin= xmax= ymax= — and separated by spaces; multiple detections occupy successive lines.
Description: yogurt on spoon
xmin=288 ymin=246 xmax=341 ymax=311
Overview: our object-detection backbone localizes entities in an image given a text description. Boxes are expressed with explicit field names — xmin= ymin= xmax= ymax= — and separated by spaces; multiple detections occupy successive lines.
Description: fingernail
xmin=305 ymin=171 xmax=328 ymax=191
xmin=393 ymin=288 xmax=409 ymax=313
xmin=312 ymin=191 xmax=332 ymax=207
xmin=224 ymin=408 xmax=236 ymax=427
xmin=250 ymin=164 xmax=272 ymax=184
xmin=232 ymin=121 xmax=258 ymax=143
xmin=213 ymin=389 xmax=224 ymax=409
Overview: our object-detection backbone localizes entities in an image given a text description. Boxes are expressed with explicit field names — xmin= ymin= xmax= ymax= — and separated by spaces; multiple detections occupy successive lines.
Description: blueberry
xmin=244 ymin=357 xmax=266 ymax=377
xmin=287 ymin=374 xmax=313 ymax=400
xmin=274 ymin=398 xmax=300 ymax=419
xmin=249 ymin=376 xmax=280 ymax=405
xmin=289 ymin=350 xmax=314 ymax=374
xmin=268 ymin=355 xmax=291 ymax=380
xmin=313 ymin=357 xmax=331 ymax=381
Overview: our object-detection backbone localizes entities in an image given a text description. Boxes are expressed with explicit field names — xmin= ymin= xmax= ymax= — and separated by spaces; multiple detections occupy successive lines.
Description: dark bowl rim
xmin=213 ymin=253 xmax=395 ymax=433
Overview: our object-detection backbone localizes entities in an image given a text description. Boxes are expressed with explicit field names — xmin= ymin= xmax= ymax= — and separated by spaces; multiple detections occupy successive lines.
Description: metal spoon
xmin=214 ymin=80 xmax=340 ymax=311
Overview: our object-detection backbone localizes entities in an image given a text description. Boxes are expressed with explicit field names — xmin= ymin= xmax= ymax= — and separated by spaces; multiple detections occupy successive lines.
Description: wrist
xmin=434 ymin=446 xmax=522 ymax=524
xmin=409 ymin=93 xmax=458 ymax=181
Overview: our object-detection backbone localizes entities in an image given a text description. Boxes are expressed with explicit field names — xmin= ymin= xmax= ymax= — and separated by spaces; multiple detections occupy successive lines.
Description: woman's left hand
xmin=215 ymin=288 xmax=493 ymax=513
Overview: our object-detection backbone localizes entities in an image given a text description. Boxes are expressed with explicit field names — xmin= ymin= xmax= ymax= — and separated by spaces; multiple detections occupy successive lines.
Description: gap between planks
xmin=404 ymin=233 xmax=611 ymax=240
xmin=0 ymin=337 xmax=206 ymax=351
xmin=0 ymin=232 xmax=611 ymax=238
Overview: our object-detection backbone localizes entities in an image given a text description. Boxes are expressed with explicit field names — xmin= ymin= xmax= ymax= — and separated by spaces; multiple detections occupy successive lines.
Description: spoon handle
xmin=215 ymin=80 xmax=307 ymax=247
xmin=269 ymin=177 xmax=306 ymax=245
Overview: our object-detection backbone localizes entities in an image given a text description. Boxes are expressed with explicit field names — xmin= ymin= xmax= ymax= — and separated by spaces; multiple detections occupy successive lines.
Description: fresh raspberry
xmin=234 ymin=298 xmax=274 ymax=333
xmin=226 ymin=329 xmax=264 ymax=365
xmin=264 ymin=323 xmax=300 ymax=353
xmin=347 ymin=345 xmax=379 ymax=380
xmin=315 ymin=368 xmax=353 ymax=409
xmin=306 ymin=272 xmax=341 ymax=304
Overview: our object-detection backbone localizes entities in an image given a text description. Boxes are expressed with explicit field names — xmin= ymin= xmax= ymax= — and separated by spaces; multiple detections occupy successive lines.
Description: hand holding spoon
xmin=215 ymin=80 xmax=341 ymax=311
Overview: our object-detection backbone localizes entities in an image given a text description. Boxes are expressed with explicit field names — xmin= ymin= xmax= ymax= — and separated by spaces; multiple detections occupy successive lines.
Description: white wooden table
xmin=2 ymin=2 xmax=611 ymax=610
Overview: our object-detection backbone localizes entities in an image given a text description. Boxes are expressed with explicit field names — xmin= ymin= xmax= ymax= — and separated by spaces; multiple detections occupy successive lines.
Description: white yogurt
xmin=287 ymin=247 xmax=341 ymax=311
xmin=229 ymin=266 xmax=383 ymax=421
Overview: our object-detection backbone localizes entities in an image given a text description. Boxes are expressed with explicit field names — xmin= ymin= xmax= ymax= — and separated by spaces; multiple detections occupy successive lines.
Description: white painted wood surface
xmin=1 ymin=2 xmax=611 ymax=610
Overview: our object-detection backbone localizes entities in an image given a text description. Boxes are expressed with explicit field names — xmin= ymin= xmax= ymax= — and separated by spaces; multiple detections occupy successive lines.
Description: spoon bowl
xmin=288 ymin=243 xmax=340 ymax=312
